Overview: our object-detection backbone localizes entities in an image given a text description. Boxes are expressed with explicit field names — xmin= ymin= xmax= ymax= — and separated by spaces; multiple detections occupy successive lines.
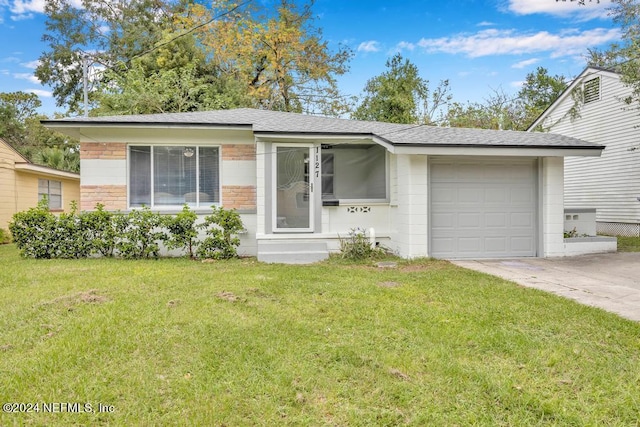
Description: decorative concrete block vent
xmin=563 ymin=208 xmax=616 ymax=255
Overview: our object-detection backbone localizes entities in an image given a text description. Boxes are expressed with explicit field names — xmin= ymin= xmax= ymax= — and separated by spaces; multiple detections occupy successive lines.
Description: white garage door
xmin=430 ymin=157 xmax=537 ymax=258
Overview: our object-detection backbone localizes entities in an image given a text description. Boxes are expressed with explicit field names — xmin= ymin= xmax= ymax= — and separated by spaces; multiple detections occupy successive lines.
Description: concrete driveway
xmin=452 ymin=252 xmax=640 ymax=322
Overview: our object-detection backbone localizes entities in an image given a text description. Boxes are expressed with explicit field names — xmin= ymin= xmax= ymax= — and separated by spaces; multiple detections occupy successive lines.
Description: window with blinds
xmin=129 ymin=146 xmax=220 ymax=208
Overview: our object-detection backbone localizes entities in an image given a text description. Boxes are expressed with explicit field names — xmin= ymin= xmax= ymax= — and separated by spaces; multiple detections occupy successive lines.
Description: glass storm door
xmin=274 ymin=145 xmax=313 ymax=232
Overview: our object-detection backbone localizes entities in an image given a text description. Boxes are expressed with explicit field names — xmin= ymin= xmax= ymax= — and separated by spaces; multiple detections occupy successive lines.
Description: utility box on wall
xmin=564 ymin=208 xmax=597 ymax=236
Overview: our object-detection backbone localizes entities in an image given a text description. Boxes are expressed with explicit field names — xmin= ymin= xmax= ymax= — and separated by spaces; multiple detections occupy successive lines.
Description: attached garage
xmin=430 ymin=157 xmax=538 ymax=258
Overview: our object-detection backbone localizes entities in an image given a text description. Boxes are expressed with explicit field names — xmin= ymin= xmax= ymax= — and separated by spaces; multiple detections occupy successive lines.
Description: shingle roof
xmin=42 ymin=107 xmax=603 ymax=149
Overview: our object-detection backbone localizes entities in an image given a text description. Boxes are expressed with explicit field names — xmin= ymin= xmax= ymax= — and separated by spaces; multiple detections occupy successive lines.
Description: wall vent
xmin=583 ymin=77 xmax=601 ymax=104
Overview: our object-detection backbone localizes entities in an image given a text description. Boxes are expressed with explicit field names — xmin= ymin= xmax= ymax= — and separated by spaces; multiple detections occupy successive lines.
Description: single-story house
xmin=529 ymin=66 xmax=640 ymax=236
xmin=0 ymin=138 xmax=80 ymax=231
xmin=43 ymin=108 xmax=604 ymax=262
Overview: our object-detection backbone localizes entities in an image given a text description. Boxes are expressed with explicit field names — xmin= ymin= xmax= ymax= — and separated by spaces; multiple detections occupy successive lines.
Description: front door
xmin=273 ymin=145 xmax=314 ymax=232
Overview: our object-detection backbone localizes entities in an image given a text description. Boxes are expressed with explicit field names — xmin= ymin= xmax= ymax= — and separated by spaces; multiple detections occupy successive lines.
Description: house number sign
xmin=314 ymin=146 xmax=321 ymax=180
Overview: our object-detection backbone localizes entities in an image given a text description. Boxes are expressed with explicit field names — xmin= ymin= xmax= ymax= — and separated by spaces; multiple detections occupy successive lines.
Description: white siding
xmin=541 ymin=69 xmax=640 ymax=223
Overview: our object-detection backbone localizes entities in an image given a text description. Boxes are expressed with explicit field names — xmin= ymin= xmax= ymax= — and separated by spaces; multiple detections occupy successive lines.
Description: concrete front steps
xmin=257 ymin=240 xmax=329 ymax=264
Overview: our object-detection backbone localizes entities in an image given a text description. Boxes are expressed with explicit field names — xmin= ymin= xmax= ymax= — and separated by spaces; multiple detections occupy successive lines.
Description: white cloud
xmin=395 ymin=41 xmax=416 ymax=51
xmin=510 ymin=80 xmax=525 ymax=89
xmin=26 ymin=88 xmax=52 ymax=97
xmin=512 ymin=58 xmax=540 ymax=69
xmin=477 ymin=21 xmax=495 ymax=27
xmin=357 ymin=40 xmax=380 ymax=53
xmin=13 ymin=72 xmax=40 ymax=84
xmin=417 ymin=27 xmax=620 ymax=58
xmin=20 ymin=59 xmax=40 ymax=69
xmin=9 ymin=0 xmax=83 ymax=19
xmin=508 ymin=0 xmax=611 ymax=20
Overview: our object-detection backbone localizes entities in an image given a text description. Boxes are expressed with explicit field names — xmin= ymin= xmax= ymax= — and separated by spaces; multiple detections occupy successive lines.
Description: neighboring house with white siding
xmin=0 ymin=138 xmax=80 ymax=231
xmin=529 ymin=66 xmax=640 ymax=236
xmin=43 ymin=108 xmax=604 ymax=262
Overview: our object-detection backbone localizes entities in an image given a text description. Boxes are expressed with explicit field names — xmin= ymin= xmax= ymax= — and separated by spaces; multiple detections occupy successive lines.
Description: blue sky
xmin=0 ymin=0 xmax=619 ymax=117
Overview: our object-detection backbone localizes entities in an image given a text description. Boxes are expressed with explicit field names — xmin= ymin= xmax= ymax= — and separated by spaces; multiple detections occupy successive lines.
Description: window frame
xmin=38 ymin=178 xmax=63 ymax=211
xmin=127 ymin=144 xmax=222 ymax=210
xmin=320 ymin=144 xmax=389 ymax=203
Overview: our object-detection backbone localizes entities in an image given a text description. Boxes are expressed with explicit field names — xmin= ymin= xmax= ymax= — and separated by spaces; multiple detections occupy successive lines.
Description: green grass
xmin=616 ymin=235 xmax=640 ymax=252
xmin=1 ymin=245 xmax=639 ymax=426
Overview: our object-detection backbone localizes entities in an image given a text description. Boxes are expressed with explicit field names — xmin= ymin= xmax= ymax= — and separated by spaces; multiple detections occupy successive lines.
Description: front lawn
xmin=0 ymin=244 xmax=638 ymax=425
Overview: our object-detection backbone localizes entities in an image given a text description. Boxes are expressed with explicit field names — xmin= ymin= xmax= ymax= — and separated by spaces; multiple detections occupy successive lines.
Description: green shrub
xmin=115 ymin=206 xmax=167 ymax=259
xmin=165 ymin=205 xmax=199 ymax=258
xmin=82 ymin=204 xmax=119 ymax=257
xmin=0 ymin=228 xmax=11 ymax=244
xmin=196 ymin=206 xmax=244 ymax=259
xmin=9 ymin=199 xmax=58 ymax=258
xmin=339 ymin=228 xmax=385 ymax=260
xmin=53 ymin=201 xmax=92 ymax=259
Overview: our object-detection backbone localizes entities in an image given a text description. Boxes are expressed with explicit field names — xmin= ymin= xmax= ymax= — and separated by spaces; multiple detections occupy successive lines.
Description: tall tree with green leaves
xmin=36 ymin=0 xmax=191 ymax=113
xmin=351 ymin=54 xmax=451 ymax=124
xmin=442 ymin=68 xmax=566 ymax=131
xmin=516 ymin=67 xmax=567 ymax=128
xmin=195 ymin=0 xmax=352 ymax=116
xmin=37 ymin=0 xmax=352 ymax=117
xmin=0 ymin=91 xmax=78 ymax=172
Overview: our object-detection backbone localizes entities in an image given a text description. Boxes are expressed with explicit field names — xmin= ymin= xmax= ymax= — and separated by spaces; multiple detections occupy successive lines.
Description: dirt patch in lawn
xmin=43 ymin=289 xmax=110 ymax=310
xmin=378 ymin=281 xmax=401 ymax=288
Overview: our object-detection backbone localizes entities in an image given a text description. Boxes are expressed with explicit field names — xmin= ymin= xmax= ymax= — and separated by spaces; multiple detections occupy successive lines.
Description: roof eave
xmin=14 ymin=162 xmax=80 ymax=180
xmin=390 ymin=145 xmax=604 ymax=157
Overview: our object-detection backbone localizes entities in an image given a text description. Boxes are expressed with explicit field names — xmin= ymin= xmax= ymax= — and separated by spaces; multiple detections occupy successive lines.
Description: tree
xmin=37 ymin=0 xmax=352 ymax=116
xmin=0 ymin=91 xmax=78 ymax=171
xmin=352 ymin=54 xmax=451 ymax=124
xmin=195 ymin=0 xmax=352 ymax=116
xmin=0 ymin=92 xmax=41 ymax=146
xmin=516 ymin=67 xmax=567 ymax=128
xmin=442 ymin=87 xmax=524 ymax=130
xmin=36 ymin=0 xmax=188 ymax=113
xmin=33 ymin=147 xmax=80 ymax=173
xmin=442 ymin=68 xmax=566 ymax=131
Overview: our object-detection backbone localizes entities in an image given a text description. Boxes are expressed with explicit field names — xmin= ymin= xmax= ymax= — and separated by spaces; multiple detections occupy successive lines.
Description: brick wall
xmin=81 ymin=185 xmax=127 ymax=211
xmin=222 ymin=185 xmax=256 ymax=211
xmin=80 ymin=142 xmax=126 ymax=160
xmin=222 ymin=144 xmax=256 ymax=161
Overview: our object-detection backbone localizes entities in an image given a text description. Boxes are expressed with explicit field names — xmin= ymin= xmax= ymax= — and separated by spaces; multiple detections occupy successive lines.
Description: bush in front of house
xmin=115 ymin=207 xmax=167 ymax=259
xmin=9 ymin=203 xmax=244 ymax=260
xmin=196 ymin=206 xmax=244 ymax=260
xmin=9 ymin=199 xmax=58 ymax=258
xmin=165 ymin=205 xmax=199 ymax=259
xmin=82 ymin=204 xmax=119 ymax=257
xmin=339 ymin=227 xmax=386 ymax=260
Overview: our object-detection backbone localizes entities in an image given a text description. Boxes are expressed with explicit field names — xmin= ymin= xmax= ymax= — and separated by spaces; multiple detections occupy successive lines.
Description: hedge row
xmin=8 ymin=200 xmax=244 ymax=260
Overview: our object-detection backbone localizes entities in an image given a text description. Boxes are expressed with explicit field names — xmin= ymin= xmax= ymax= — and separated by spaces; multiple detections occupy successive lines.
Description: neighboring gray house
xmin=529 ymin=66 xmax=640 ymax=236
xmin=43 ymin=108 xmax=603 ymax=262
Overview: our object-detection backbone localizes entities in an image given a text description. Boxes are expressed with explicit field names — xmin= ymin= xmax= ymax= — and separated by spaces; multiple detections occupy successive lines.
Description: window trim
xmin=127 ymin=144 xmax=222 ymax=210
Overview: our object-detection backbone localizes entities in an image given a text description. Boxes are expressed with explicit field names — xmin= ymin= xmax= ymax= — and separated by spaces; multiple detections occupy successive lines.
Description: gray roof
xmin=42 ymin=107 xmax=603 ymax=149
